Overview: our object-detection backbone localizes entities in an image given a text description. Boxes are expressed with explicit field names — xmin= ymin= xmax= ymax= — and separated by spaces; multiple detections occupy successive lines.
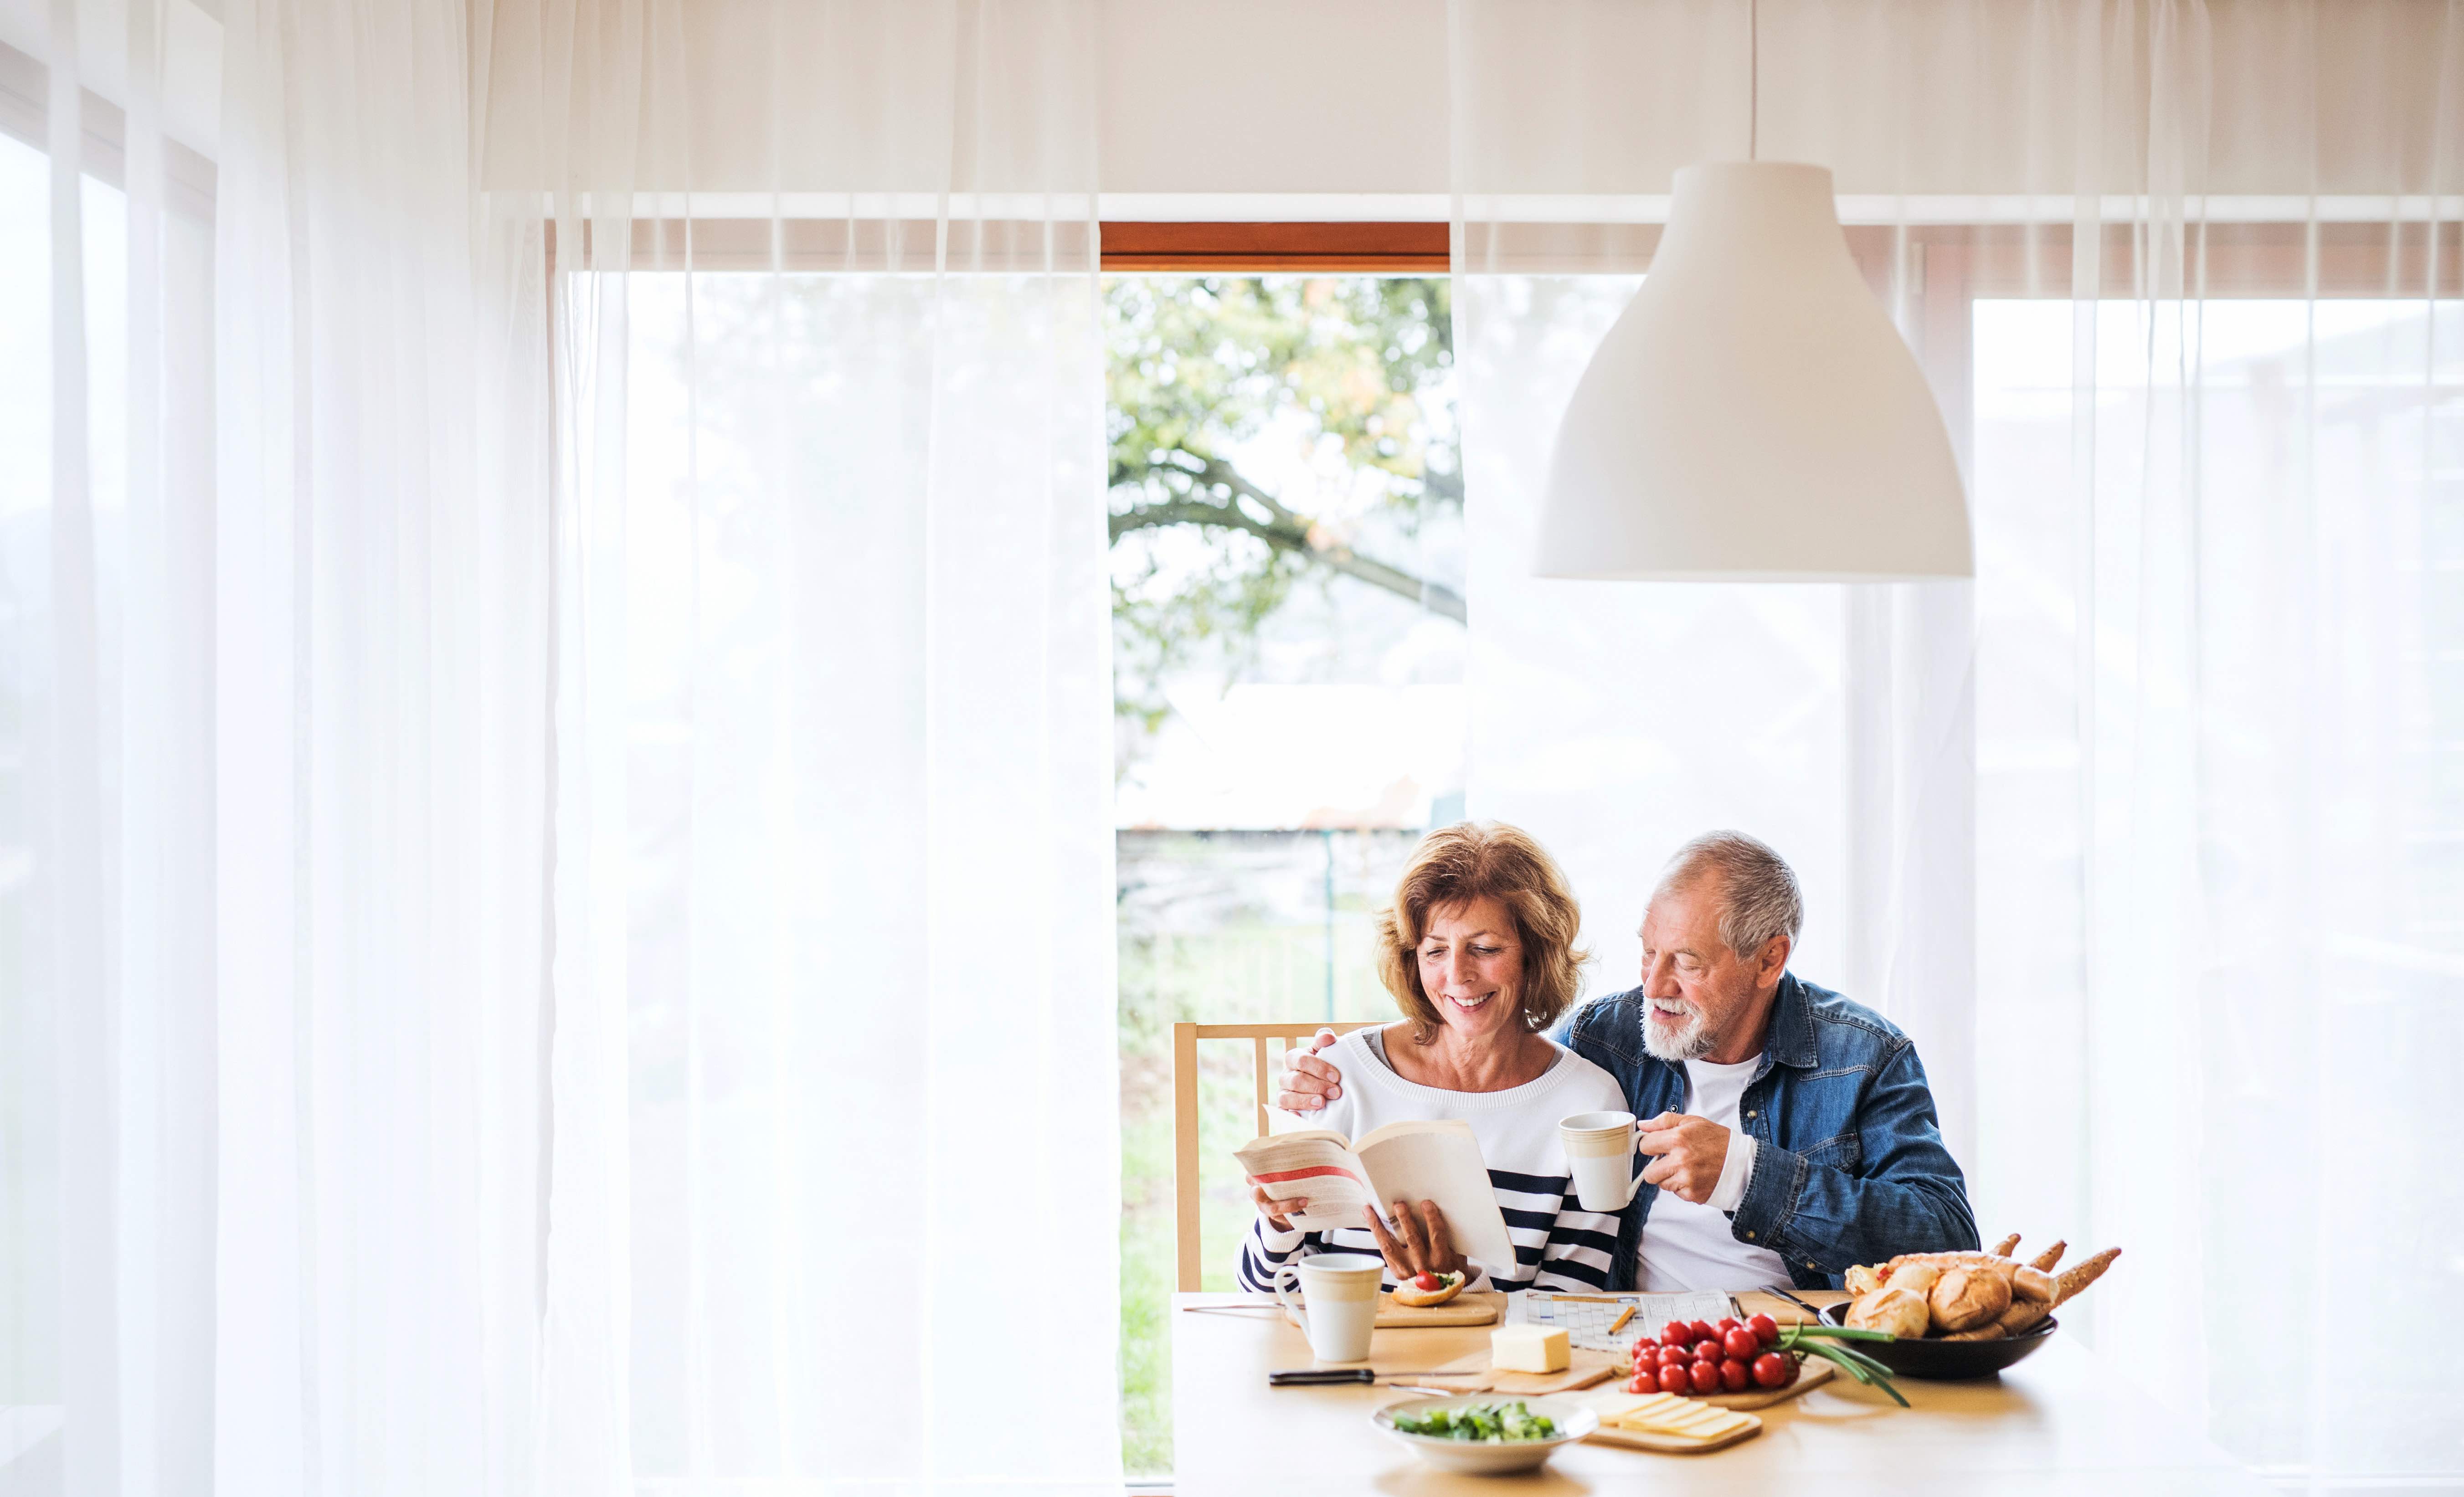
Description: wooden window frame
xmin=1099 ymin=221 xmax=1447 ymax=273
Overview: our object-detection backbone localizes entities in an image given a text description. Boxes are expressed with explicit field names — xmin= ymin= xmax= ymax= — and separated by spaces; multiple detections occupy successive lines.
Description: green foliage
xmin=1106 ymin=276 xmax=1461 ymax=733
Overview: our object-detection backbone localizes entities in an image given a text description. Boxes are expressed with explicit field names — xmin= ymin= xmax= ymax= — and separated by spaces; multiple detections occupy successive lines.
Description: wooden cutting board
xmin=1583 ymin=1415 xmax=1762 ymax=1456
xmin=1486 ymin=1349 xmax=1625 ymax=1395
xmin=1574 ymin=1389 xmax=1763 ymax=1455
xmin=1698 ymin=1355 xmax=1834 ymax=1408
xmin=1375 ymin=1346 xmax=1623 ymax=1395
xmin=1280 ymin=1290 xmax=1504 ymax=1330
xmin=1371 ymin=1290 xmax=1504 ymax=1327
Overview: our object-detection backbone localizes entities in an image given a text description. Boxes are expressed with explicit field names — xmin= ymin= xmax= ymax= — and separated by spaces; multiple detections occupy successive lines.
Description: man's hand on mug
xmin=1275 ymin=1027 xmax=1345 ymax=1112
xmin=1636 ymin=1111 xmax=1730 ymax=1204
xmin=1250 ymin=1183 xmax=1310 ymax=1233
xmin=1363 ymin=1199 xmax=1465 ymax=1281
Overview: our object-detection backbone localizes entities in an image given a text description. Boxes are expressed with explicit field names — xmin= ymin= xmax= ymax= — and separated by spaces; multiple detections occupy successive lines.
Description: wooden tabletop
xmin=1172 ymin=1292 xmax=2265 ymax=1496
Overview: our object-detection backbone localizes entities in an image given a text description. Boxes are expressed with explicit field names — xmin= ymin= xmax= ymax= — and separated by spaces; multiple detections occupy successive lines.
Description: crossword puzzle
xmin=1516 ymin=1290 xmax=1739 ymax=1353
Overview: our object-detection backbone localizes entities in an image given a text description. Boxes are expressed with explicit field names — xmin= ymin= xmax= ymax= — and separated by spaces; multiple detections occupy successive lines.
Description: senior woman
xmin=1235 ymin=821 xmax=1628 ymax=1295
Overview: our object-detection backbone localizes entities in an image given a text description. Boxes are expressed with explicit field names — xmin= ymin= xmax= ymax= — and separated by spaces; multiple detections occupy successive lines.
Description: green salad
xmin=1389 ymin=1400 xmax=1560 ymax=1443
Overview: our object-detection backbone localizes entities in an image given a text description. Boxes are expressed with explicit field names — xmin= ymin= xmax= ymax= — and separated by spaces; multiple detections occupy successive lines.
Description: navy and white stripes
xmin=1232 ymin=1025 xmax=1634 ymax=1297
xmin=1237 ymin=1167 xmax=1620 ymax=1294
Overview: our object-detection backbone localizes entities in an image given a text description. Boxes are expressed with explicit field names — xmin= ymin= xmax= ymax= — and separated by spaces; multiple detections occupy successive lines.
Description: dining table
xmin=1171 ymin=1290 xmax=2269 ymax=1496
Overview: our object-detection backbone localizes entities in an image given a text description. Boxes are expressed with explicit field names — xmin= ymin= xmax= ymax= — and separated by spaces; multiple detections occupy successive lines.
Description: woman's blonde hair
xmin=1375 ymin=821 xmax=1590 ymax=1043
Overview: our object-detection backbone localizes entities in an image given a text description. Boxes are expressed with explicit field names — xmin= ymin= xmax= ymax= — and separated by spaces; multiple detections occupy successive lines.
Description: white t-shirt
xmin=1636 ymin=1055 xmax=1794 ymax=1292
xmin=1236 ymin=1026 xmax=1629 ymax=1294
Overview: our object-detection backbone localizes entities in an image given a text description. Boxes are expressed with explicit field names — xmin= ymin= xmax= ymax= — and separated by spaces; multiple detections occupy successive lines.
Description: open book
xmin=1234 ymin=1118 xmax=1517 ymax=1279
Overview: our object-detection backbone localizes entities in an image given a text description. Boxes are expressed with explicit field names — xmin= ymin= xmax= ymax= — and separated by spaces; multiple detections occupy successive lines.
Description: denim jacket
xmin=1558 ymin=972 xmax=1979 ymax=1291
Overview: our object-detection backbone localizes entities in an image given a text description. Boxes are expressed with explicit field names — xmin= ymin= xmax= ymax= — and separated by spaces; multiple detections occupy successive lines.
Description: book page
xmin=1351 ymin=1119 xmax=1517 ymax=1278
xmin=1232 ymin=1131 xmax=1379 ymax=1235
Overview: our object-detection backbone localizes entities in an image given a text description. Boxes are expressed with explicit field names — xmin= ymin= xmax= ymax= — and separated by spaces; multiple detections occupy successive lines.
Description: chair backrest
xmin=1171 ymin=1020 xmax=1380 ymax=1294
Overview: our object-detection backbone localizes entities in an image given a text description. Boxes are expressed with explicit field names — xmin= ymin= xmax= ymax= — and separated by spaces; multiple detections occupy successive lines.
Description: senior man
xmin=1276 ymin=830 xmax=1978 ymax=1291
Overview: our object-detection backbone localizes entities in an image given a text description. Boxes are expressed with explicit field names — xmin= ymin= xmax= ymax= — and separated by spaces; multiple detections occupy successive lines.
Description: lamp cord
xmin=1749 ymin=0 xmax=1759 ymax=160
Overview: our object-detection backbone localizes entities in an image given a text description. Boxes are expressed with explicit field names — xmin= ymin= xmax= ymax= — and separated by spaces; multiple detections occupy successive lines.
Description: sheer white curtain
xmin=5 ymin=0 xmax=537 ymax=1490
xmin=9 ymin=0 xmax=1116 ymax=1492
xmin=1452 ymin=0 xmax=2463 ymax=1481
xmin=483 ymin=0 xmax=1120 ymax=1489
xmin=3 ymin=0 xmax=516 ymax=1490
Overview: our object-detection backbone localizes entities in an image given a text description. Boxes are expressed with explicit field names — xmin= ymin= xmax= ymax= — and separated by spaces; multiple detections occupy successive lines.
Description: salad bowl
xmin=1372 ymin=1393 xmax=1600 ymax=1475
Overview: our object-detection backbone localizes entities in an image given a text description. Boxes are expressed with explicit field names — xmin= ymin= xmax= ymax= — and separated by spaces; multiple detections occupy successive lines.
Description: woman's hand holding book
xmin=1251 ymin=1182 xmax=1309 ymax=1232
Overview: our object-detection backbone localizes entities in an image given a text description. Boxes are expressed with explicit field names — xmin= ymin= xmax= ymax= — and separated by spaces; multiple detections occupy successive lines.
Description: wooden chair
xmin=1171 ymin=1020 xmax=1379 ymax=1292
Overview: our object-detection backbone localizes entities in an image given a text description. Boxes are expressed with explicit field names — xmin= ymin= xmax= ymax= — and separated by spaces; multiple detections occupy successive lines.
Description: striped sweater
xmin=1236 ymin=1026 xmax=1629 ymax=1296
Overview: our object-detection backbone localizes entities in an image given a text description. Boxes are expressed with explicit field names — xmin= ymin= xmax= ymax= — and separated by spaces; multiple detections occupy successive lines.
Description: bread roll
xmin=2053 ymin=1247 xmax=2120 ymax=1306
xmin=1884 ymin=1263 xmax=1942 ymax=1297
xmin=1390 ymin=1271 xmax=1465 ymax=1308
xmin=1845 ymin=1285 xmax=1930 ymax=1338
xmin=1844 ymin=1263 xmax=1883 ymax=1297
xmin=1943 ymin=1322 xmax=2007 ymax=1342
xmin=1994 ymin=1300 xmax=2050 ymax=1337
xmin=1927 ymin=1263 xmax=2012 ymax=1332
xmin=1889 ymin=1252 xmax=2030 ymax=1303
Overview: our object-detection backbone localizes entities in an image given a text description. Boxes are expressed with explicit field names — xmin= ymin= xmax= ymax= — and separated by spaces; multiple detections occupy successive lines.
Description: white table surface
xmin=1171 ymin=1293 xmax=2268 ymax=1497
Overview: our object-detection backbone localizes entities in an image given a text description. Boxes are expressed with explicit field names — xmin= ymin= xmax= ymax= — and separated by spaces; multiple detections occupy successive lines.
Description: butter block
xmin=1489 ymin=1323 xmax=1570 ymax=1374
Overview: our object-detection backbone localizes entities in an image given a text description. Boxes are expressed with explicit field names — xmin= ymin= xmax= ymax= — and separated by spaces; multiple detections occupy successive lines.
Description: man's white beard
xmin=1641 ymin=997 xmax=1717 ymax=1063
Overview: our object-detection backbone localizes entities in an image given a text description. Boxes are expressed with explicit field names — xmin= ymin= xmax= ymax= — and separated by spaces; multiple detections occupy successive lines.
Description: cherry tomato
xmin=1658 ymin=1345 xmax=1691 ymax=1369
xmin=1688 ymin=1360 xmax=1723 ymax=1395
xmin=1750 ymin=1352 xmax=1789 ymax=1389
xmin=1660 ymin=1321 xmax=1692 ymax=1348
xmin=1719 ymin=1357 xmax=1751 ymax=1392
xmin=1657 ymin=1363 xmax=1692 ymax=1395
xmin=1688 ymin=1319 xmax=1718 ymax=1345
xmin=1412 ymin=1271 xmax=1439 ymax=1291
xmin=1721 ymin=1327 xmax=1759 ymax=1362
xmin=1625 ymin=1373 xmax=1653 ymax=1395
xmin=1780 ymin=1353 xmax=1801 ymax=1386
xmin=1748 ymin=1313 xmax=1780 ymax=1347
xmin=1714 ymin=1317 xmax=1743 ymax=1336
xmin=1693 ymin=1340 xmax=1722 ymax=1364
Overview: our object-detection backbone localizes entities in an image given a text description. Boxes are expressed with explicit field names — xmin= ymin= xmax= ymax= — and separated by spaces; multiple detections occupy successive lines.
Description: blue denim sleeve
xmin=1728 ymin=1037 xmax=1980 ymax=1281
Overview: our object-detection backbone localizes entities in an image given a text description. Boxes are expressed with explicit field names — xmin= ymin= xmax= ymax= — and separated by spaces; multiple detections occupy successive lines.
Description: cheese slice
xmin=1609 ymin=1397 xmax=1753 ymax=1441
xmin=1590 ymin=1389 xmax=1755 ymax=1443
xmin=1490 ymin=1323 xmax=1571 ymax=1374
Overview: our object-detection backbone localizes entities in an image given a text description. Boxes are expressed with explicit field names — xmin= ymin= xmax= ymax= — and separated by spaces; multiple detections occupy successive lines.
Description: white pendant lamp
xmin=1533 ymin=32 xmax=1973 ymax=580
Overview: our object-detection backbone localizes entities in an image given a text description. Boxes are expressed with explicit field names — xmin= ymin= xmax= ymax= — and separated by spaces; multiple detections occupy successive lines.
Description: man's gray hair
xmin=1656 ymin=831 xmax=1803 ymax=958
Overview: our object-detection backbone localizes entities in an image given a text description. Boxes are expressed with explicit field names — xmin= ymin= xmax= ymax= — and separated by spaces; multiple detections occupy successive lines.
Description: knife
xmin=1268 ymin=1368 xmax=1376 ymax=1386
xmin=1759 ymin=1283 xmax=1828 ymax=1319
xmin=1267 ymin=1368 xmax=1482 ymax=1386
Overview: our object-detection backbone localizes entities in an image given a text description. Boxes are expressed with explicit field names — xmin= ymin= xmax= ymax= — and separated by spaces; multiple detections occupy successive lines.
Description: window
xmin=572 ymin=216 xmax=2464 ymax=1483
xmin=1104 ymin=270 xmax=1462 ymax=1476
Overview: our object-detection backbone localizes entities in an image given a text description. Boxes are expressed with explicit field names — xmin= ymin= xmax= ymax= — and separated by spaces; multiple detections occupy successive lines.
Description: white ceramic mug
xmin=1560 ymin=1109 xmax=1646 ymax=1213
xmin=1271 ymin=1252 xmax=1384 ymax=1363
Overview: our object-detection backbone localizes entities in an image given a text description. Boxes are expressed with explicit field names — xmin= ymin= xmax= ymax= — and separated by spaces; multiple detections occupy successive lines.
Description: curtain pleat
xmin=501 ymin=0 xmax=1120 ymax=1489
